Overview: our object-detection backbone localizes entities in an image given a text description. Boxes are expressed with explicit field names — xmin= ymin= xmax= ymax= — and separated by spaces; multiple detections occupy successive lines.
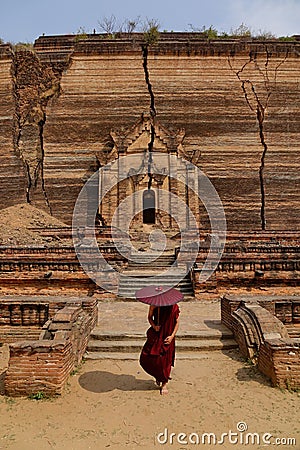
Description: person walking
xmin=139 ymin=303 xmax=180 ymax=395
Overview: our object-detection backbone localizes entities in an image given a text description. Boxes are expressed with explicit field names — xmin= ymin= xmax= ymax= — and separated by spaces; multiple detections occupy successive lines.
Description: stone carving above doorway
xmin=96 ymin=113 xmax=201 ymax=166
xmin=98 ymin=114 xmax=186 ymax=165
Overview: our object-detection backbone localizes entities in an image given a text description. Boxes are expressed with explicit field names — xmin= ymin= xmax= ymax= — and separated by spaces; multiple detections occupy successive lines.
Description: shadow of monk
xmin=79 ymin=371 xmax=157 ymax=393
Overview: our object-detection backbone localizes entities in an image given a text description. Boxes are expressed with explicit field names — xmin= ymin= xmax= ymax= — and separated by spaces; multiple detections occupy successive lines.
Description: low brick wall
xmin=0 ymin=245 xmax=125 ymax=297
xmin=221 ymin=294 xmax=300 ymax=389
xmin=0 ymin=301 xmax=49 ymax=345
xmin=231 ymin=302 xmax=290 ymax=360
xmin=44 ymin=304 xmax=95 ymax=365
xmin=0 ymin=296 xmax=97 ymax=345
xmin=191 ymin=237 xmax=300 ymax=294
xmin=3 ymin=297 xmax=97 ymax=396
xmin=221 ymin=296 xmax=241 ymax=329
xmin=4 ymin=340 xmax=74 ymax=396
xmin=0 ymin=302 xmax=48 ymax=326
xmin=221 ymin=295 xmax=300 ymax=330
xmin=258 ymin=339 xmax=300 ymax=389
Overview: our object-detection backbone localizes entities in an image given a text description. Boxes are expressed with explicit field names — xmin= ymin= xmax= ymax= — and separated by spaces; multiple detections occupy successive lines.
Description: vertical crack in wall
xmin=228 ymin=48 xmax=286 ymax=230
xmin=257 ymin=102 xmax=267 ymax=230
xmin=142 ymin=44 xmax=156 ymax=190
xmin=11 ymin=48 xmax=65 ymax=213
xmin=142 ymin=44 xmax=156 ymax=117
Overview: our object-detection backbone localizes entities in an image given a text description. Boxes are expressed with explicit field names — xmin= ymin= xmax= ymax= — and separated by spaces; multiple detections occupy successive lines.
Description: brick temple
xmin=0 ymin=32 xmax=299 ymax=395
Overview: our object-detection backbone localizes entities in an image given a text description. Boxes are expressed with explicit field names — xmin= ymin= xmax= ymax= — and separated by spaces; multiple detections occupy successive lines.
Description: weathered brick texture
xmin=258 ymin=340 xmax=300 ymax=389
xmin=5 ymin=340 xmax=74 ymax=396
xmin=221 ymin=295 xmax=300 ymax=388
xmin=194 ymin=234 xmax=300 ymax=292
xmin=1 ymin=35 xmax=300 ymax=230
xmin=3 ymin=297 xmax=97 ymax=396
xmin=0 ymin=245 xmax=124 ymax=297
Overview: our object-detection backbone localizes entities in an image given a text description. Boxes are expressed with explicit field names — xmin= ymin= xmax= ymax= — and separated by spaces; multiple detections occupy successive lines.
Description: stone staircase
xmin=127 ymin=253 xmax=175 ymax=269
xmin=118 ymin=252 xmax=194 ymax=299
xmin=85 ymin=323 xmax=238 ymax=360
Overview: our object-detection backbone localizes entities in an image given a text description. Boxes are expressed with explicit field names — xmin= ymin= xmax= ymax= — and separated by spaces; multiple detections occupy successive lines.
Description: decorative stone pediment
xmin=96 ymin=114 xmax=203 ymax=166
xmin=108 ymin=114 xmax=186 ymax=159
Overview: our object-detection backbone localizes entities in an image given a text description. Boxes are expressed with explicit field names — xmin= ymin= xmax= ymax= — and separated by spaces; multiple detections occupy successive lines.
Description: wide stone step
xmin=118 ymin=277 xmax=192 ymax=287
xmin=86 ymin=327 xmax=237 ymax=355
xmin=128 ymin=257 xmax=175 ymax=263
xmin=118 ymin=286 xmax=193 ymax=294
xmin=85 ymin=352 xmax=232 ymax=361
xmin=119 ymin=287 xmax=193 ymax=292
xmin=118 ymin=290 xmax=194 ymax=299
xmin=90 ymin=328 xmax=234 ymax=341
xmin=127 ymin=258 xmax=175 ymax=268
xmin=128 ymin=254 xmax=175 ymax=261
xmin=86 ymin=338 xmax=238 ymax=355
xmin=115 ymin=295 xmax=196 ymax=302
xmin=119 ymin=277 xmax=192 ymax=283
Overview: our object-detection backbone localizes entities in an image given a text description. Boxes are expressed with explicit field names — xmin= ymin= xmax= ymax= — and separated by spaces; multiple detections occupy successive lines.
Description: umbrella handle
xmin=157 ymin=307 xmax=160 ymax=326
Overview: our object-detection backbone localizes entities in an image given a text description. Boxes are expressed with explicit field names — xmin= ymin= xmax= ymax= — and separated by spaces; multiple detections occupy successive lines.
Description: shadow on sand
xmin=235 ymin=363 xmax=272 ymax=387
xmin=78 ymin=371 xmax=157 ymax=393
xmin=221 ymin=350 xmax=272 ymax=387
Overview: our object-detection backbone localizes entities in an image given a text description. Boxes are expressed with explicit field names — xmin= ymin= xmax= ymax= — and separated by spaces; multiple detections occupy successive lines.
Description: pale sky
xmin=1 ymin=0 xmax=299 ymax=43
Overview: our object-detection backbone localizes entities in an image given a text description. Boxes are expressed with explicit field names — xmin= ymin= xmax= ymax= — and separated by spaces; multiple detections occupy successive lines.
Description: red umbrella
xmin=135 ymin=285 xmax=183 ymax=307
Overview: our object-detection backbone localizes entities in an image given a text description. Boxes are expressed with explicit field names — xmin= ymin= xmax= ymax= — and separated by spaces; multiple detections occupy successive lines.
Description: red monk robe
xmin=139 ymin=304 xmax=180 ymax=384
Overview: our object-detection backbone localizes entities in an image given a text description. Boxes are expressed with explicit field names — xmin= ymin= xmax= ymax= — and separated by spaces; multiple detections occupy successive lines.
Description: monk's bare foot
xmin=160 ymin=385 xmax=168 ymax=395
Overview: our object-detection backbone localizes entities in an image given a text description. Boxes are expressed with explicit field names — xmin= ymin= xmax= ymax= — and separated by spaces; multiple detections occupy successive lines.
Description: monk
xmin=139 ymin=304 xmax=180 ymax=395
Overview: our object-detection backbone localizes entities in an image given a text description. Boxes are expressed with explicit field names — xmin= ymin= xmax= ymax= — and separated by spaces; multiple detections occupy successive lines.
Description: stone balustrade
xmin=221 ymin=295 xmax=300 ymax=389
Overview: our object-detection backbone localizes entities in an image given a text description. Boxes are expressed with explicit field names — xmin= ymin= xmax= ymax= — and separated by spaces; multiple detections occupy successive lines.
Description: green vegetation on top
xmin=0 ymin=17 xmax=297 ymax=46
xmin=81 ymin=17 xmax=297 ymax=42
xmin=188 ymin=23 xmax=295 ymax=40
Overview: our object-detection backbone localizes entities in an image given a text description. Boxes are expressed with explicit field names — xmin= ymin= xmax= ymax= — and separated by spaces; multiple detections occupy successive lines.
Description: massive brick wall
xmin=0 ymin=45 xmax=26 ymax=207
xmin=40 ymin=39 xmax=150 ymax=223
xmin=146 ymin=42 xmax=300 ymax=231
xmin=0 ymin=34 xmax=299 ymax=230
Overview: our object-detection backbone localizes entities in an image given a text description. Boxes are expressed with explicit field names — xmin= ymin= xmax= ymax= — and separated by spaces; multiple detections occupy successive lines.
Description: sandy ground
xmin=0 ymin=347 xmax=299 ymax=450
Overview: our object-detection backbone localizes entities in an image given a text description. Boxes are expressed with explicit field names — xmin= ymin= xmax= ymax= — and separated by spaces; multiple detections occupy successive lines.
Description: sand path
xmin=0 ymin=349 xmax=299 ymax=450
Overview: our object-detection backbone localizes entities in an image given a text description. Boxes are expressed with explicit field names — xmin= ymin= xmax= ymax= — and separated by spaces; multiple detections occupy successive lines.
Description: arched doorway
xmin=143 ymin=189 xmax=155 ymax=224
